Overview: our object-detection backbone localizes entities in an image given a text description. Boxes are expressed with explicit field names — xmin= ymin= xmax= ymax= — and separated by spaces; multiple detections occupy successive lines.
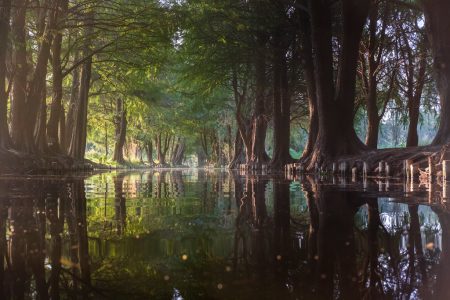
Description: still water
xmin=0 ymin=170 xmax=449 ymax=299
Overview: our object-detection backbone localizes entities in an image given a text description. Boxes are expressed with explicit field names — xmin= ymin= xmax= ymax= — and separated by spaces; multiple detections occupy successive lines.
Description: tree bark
xmin=64 ymin=52 xmax=81 ymax=152
xmin=113 ymin=98 xmax=127 ymax=164
xmin=0 ymin=0 xmax=11 ymax=148
xmin=300 ymin=10 xmax=318 ymax=161
xmin=47 ymin=0 xmax=69 ymax=153
xmin=249 ymin=34 xmax=270 ymax=167
xmin=145 ymin=141 xmax=153 ymax=164
xmin=10 ymin=0 xmax=28 ymax=151
xmin=306 ymin=0 xmax=369 ymax=169
xmin=229 ymin=128 xmax=246 ymax=169
xmin=27 ymin=0 xmax=59 ymax=153
xmin=406 ymin=38 xmax=427 ymax=147
xmin=422 ymin=0 xmax=450 ymax=145
xmin=68 ymin=10 xmax=93 ymax=160
xmin=270 ymin=28 xmax=293 ymax=170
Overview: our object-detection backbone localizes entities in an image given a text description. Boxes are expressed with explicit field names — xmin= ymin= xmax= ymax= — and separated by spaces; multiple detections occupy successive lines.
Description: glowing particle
xmin=182 ymin=254 xmax=188 ymax=261
xmin=276 ymin=255 xmax=282 ymax=261
xmin=164 ymin=275 xmax=170 ymax=281
xmin=217 ymin=283 xmax=223 ymax=290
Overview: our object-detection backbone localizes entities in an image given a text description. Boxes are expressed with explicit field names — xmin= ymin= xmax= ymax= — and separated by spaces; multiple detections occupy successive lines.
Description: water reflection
xmin=0 ymin=171 xmax=448 ymax=299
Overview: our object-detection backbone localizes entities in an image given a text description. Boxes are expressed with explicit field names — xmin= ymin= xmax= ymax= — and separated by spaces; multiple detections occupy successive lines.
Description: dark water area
xmin=0 ymin=170 xmax=449 ymax=299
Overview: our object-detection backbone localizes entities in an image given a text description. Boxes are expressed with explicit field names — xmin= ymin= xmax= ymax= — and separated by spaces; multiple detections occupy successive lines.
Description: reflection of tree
xmin=362 ymin=199 xmax=384 ymax=299
xmin=434 ymin=210 xmax=450 ymax=300
xmin=0 ymin=177 xmax=94 ymax=299
xmin=171 ymin=170 xmax=185 ymax=197
xmin=273 ymin=179 xmax=291 ymax=290
xmin=114 ymin=173 xmax=127 ymax=235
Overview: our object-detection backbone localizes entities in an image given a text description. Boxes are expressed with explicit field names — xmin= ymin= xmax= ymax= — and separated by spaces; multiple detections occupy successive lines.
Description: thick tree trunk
xmin=113 ymin=98 xmax=127 ymax=163
xmin=172 ymin=139 xmax=185 ymax=166
xmin=229 ymin=128 xmax=246 ymax=169
xmin=423 ymin=0 xmax=450 ymax=145
xmin=249 ymin=35 xmax=270 ymax=167
xmin=156 ymin=133 xmax=170 ymax=165
xmin=197 ymin=148 xmax=207 ymax=167
xmin=270 ymin=30 xmax=293 ymax=170
xmin=47 ymin=0 xmax=68 ymax=153
xmin=10 ymin=0 xmax=28 ymax=151
xmin=145 ymin=141 xmax=153 ymax=164
xmin=65 ymin=53 xmax=80 ymax=152
xmin=365 ymin=88 xmax=380 ymax=149
xmin=306 ymin=0 xmax=369 ymax=169
xmin=335 ymin=0 xmax=370 ymax=150
xmin=68 ymin=11 xmax=93 ymax=160
xmin=300 ymin=11 xmax=318 ymax=161
xmin=27 ymin=0 xmax=58 ymax=153
xmin=406 ymin=43 xmax=427 ymax=147
xmin=364 ymin=4 xmax=381 ymax=149
xmin=0 ymin=0 xmax=11 ymax=148
xmin=406 ymin=99 xmax=420 ymax=147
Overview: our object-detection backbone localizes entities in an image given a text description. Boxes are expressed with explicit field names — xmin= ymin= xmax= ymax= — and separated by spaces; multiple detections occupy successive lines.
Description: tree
xmin=305 ymin=0 xmax=370 ymax=169
xmin=421 ymin=0 xmax=450 ymax=145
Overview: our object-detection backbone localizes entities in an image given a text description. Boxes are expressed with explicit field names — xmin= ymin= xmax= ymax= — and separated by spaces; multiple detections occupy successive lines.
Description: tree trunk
xmin=423 ymin=0 xmax=450 ymax=145
xmin=68 ymin=10 xmax=93 ymax=160
xmin=270 ymin=29 xmax=292 ymax=170
xmin=10 ymin=0 xmax=28 ymax=151
xmin=365 ymin=88 xmax=380 ymax=149
xmin=300 ymin=11 xmax=318 ymax=161
xmin=65 ymin=52 xmax=80 ymax=152
xmin=249 ymin=34 xmax=270 ymax=167
xmin=47 ymin=0 xmax=69 ymax=153
xmin=406 ymin=98 xmax=420 ymax=147
xmin=364 ymin=4 xmax=380 ymax=149
xmin=146 ymin=141 xmax=153 ymax=164
xmin=406 ymin=39 xmax=427 ymax=147
xmin=156 ymin=133 xmax=168 ymax=165
xmin=27 ymin=0 xmax=59 ymax=153
xmin=113 ymin=98 xmax=127 ymax=164
xmin=0 ymin=0 xmax=11 ymax=148
xmin=229 ymin=128 xmax=246 ymax=169
xmin=172 ymin=139 xmax=185 ymax=166
xmin=306 ymin=0 xmax=369 ymax=169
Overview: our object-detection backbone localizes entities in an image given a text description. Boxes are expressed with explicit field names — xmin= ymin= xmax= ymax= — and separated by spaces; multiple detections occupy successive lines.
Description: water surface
xmin=0 ymin=170 xmax=449 ymax=299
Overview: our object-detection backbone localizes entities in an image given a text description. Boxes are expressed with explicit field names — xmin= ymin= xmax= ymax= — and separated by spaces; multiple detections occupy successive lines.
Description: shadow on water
xmin=0 ymin=170 xmax=449 ymax=299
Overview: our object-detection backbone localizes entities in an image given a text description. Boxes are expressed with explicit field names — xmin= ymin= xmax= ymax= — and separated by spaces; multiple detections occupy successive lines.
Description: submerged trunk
xmin=423 ymin=0 xmax=450 ymax=145
xmin=113 ymin=98 xmax=127 ymax=164
xmin=0 ymin=0 xmax=11 ymax=148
